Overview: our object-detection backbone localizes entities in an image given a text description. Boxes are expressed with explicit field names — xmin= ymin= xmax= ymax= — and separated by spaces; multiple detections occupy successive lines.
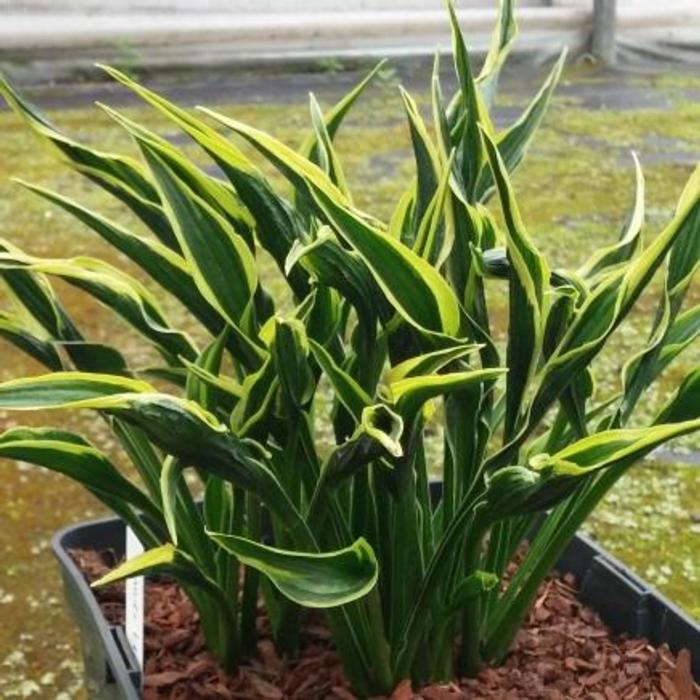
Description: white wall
xmin=9 ymin=0 xmax=697 ymax=14
xmin=7 ymin=0 xmax=551 ymax=12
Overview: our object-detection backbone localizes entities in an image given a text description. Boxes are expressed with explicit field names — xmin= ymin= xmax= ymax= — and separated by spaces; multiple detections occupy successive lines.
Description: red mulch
xmin=70 ymin=548 xmax=699 ymax=700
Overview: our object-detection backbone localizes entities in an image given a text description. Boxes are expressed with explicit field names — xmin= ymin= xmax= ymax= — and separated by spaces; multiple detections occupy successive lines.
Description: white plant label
xmin=125 ymin=527 xmax=144 ymax=673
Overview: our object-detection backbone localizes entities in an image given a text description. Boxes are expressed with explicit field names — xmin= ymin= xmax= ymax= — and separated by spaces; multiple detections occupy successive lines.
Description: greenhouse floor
xmin=1 ymin=61 xmax=699 ymax=698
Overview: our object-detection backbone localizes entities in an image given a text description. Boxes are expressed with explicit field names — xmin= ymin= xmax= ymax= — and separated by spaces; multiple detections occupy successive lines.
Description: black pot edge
xmin=51 ymin=515 xmax=142 ymax=700
xmin=52 ymin=513 xmax=700 ymax=700
xmin=555 ymin=527 xmax=700 ymax=679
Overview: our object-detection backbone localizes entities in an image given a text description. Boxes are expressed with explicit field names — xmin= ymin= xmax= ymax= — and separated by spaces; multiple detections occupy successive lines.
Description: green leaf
xmin=206 ymin=534 xmax=378 ymax=608
xmin=357 ymin=404 xmax=404 ymax=459
xmin=298 ymin=59 xmax=386 ymax=161
xmin=307 ymin=404 xmax=403 ymax=533
xmin=388 ymin=187 xmax=415 ymax=242
xmin=448 ymin=0 xmax=489 ymax=200
xmin=579 ymin=152 xmax=644 ymax=278
xmin=0 ymin=372 xmax=305 ymax=530
xmin=92 ymin=544 xmax=178 ymax=587
xmin=0 ymin=311 xmax=62 ymax=370
xmin=184 ymin=360 xmax=243 ymax=401
xmin=0 ymin=75 xmax=154 ymax=198
xmin=98 ymin=64 xmax=309 ymax=299
xmin=387 ymin=342 xmax=479 ymax=384
xmin=203 ymin=476 xmax=234 ymax=537
xmin=308 ymin=93 xmax=351 ymax=197
xmin=304 ymin=284 xmax=343 ymax=348
xmin=98 ymin=103 xmax=255 ymax=241
xmin=0 ymin=248 xmax=197 ymax=362
xmin=475 ymin=49 xmax=566 ymax=201
xmin=448 ymin=571 xmax=499 ymax=612
xmin=531 ymin=418 xmax=700 ymax=476
xmin=615 ymin=163 xmax=699 ymax=424
xmin=0 ymin=373 xmax=230 ymax=450
xmin=477 ymin=0 xmax=517 ymax=102
xmin=111 ymin=421 xmax=162 ymax=501
xmin=286 ymin=227 xmax=383 ymax=325
xmin=657 ymin=367 xmax=700 ymax=424
xmin=0 ymin=426 xmax=158 ymax=522
xmin=160 ymin=456 xmax=182 ymax=545
xmin=481 ymin=128 xmax=549 ymax=436
xmin=185 ymin=328 xmax=232 ymax=410
xmin=16 ymin=179 xmax=223 ymax=334
xmin=309 ymin=338 xmax=371 ymax=421
xmin=91 ymin=543 xmax=216 ymax=591
xmin=478 ymin=466 xmax=555 ymax=520
xmin=140 ymin=144 xmax=259 ymax=329
xmin=322 ymin=404 xmax=404 ymax=488
xmin=198 ymin=106 xmax=350 ymax=208
xmin=431 ymin=53 xmax=451 ymax=158
xmin=0 ymin=371 xmax=153 ymax=409
xmin=58 ymin=341 xmax=128 ymax=374
xmin=667 ymin=163 xmax=700 ymax=306
xmin=272 ymin=318 xmax=315 ymax=409
xmin=138 ymin=366 xmax=188 ymax=388
xmin=657 ymin=305 xmax=700 ymax=373
xmin=0 ymin=74 xmax=177 ymax=249
xmin=156 ymin=458 xmax=216 ymax=576
xmin=389 ymin=367 xmax=505 ymax=418
xmin=400 ymin=86 xmax=440 ymax=240
xmin=526 ymin=169 xmax=700 ymax=434
xmin=229 ymin=355 xmax=279 ymax=438
xmin=579 ymin=154 xmax=645 ymax=279
xmin=308 ymin=185 xmax=461 ymax=336
xmin=91 ymin=541 xmax=239 ymax=668
xmin=412 ymin=151 xmax=456 ymax=266
xmin=0 ymin=242 xmax=80 ymax=342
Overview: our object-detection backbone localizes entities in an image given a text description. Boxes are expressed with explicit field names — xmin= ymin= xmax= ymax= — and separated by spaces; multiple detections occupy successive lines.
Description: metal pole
xmin=591 ymin=0 xmax=617 ymax=64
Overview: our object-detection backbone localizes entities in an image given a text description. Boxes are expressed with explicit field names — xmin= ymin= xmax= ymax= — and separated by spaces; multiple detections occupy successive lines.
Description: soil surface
xmin=72 ymin=548 xmax=700 ymax=700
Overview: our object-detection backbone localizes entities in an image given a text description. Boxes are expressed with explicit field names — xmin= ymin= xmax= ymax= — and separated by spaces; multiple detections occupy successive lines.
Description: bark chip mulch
xmin=70 ymin=548 xmax=699 ymax=700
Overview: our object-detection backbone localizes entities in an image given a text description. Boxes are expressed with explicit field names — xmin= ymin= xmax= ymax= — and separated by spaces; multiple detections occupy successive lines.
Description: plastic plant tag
xmin=125 ymin=526 xmax=144 ymax=673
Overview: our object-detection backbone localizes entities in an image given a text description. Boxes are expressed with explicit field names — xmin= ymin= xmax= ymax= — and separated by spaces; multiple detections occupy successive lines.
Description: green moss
xmin=585 ymin=460 xmax=700 ymax=619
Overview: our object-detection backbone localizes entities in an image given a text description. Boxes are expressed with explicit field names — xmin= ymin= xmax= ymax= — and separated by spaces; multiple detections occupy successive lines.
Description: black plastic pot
xmin=52 ymin=512 xmax=700 ymax=700
xmin=53 ymin=516 xmax=141 ymax=700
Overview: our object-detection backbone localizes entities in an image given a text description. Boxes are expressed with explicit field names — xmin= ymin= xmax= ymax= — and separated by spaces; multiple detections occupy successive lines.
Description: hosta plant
xmin=1 ymin=2 xmax=700 ymax=695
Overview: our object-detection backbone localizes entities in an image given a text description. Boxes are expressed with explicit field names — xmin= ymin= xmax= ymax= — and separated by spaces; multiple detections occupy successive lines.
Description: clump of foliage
xmin=0 ymin=2 xmax=699 ymax=695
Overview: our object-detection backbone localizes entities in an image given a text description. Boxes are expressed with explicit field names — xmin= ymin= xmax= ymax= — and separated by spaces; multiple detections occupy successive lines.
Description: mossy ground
xmin=584 ymin=458 xmax=700 ymax=620
xmin=1 ymin=63 xmax=699 ymax=697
